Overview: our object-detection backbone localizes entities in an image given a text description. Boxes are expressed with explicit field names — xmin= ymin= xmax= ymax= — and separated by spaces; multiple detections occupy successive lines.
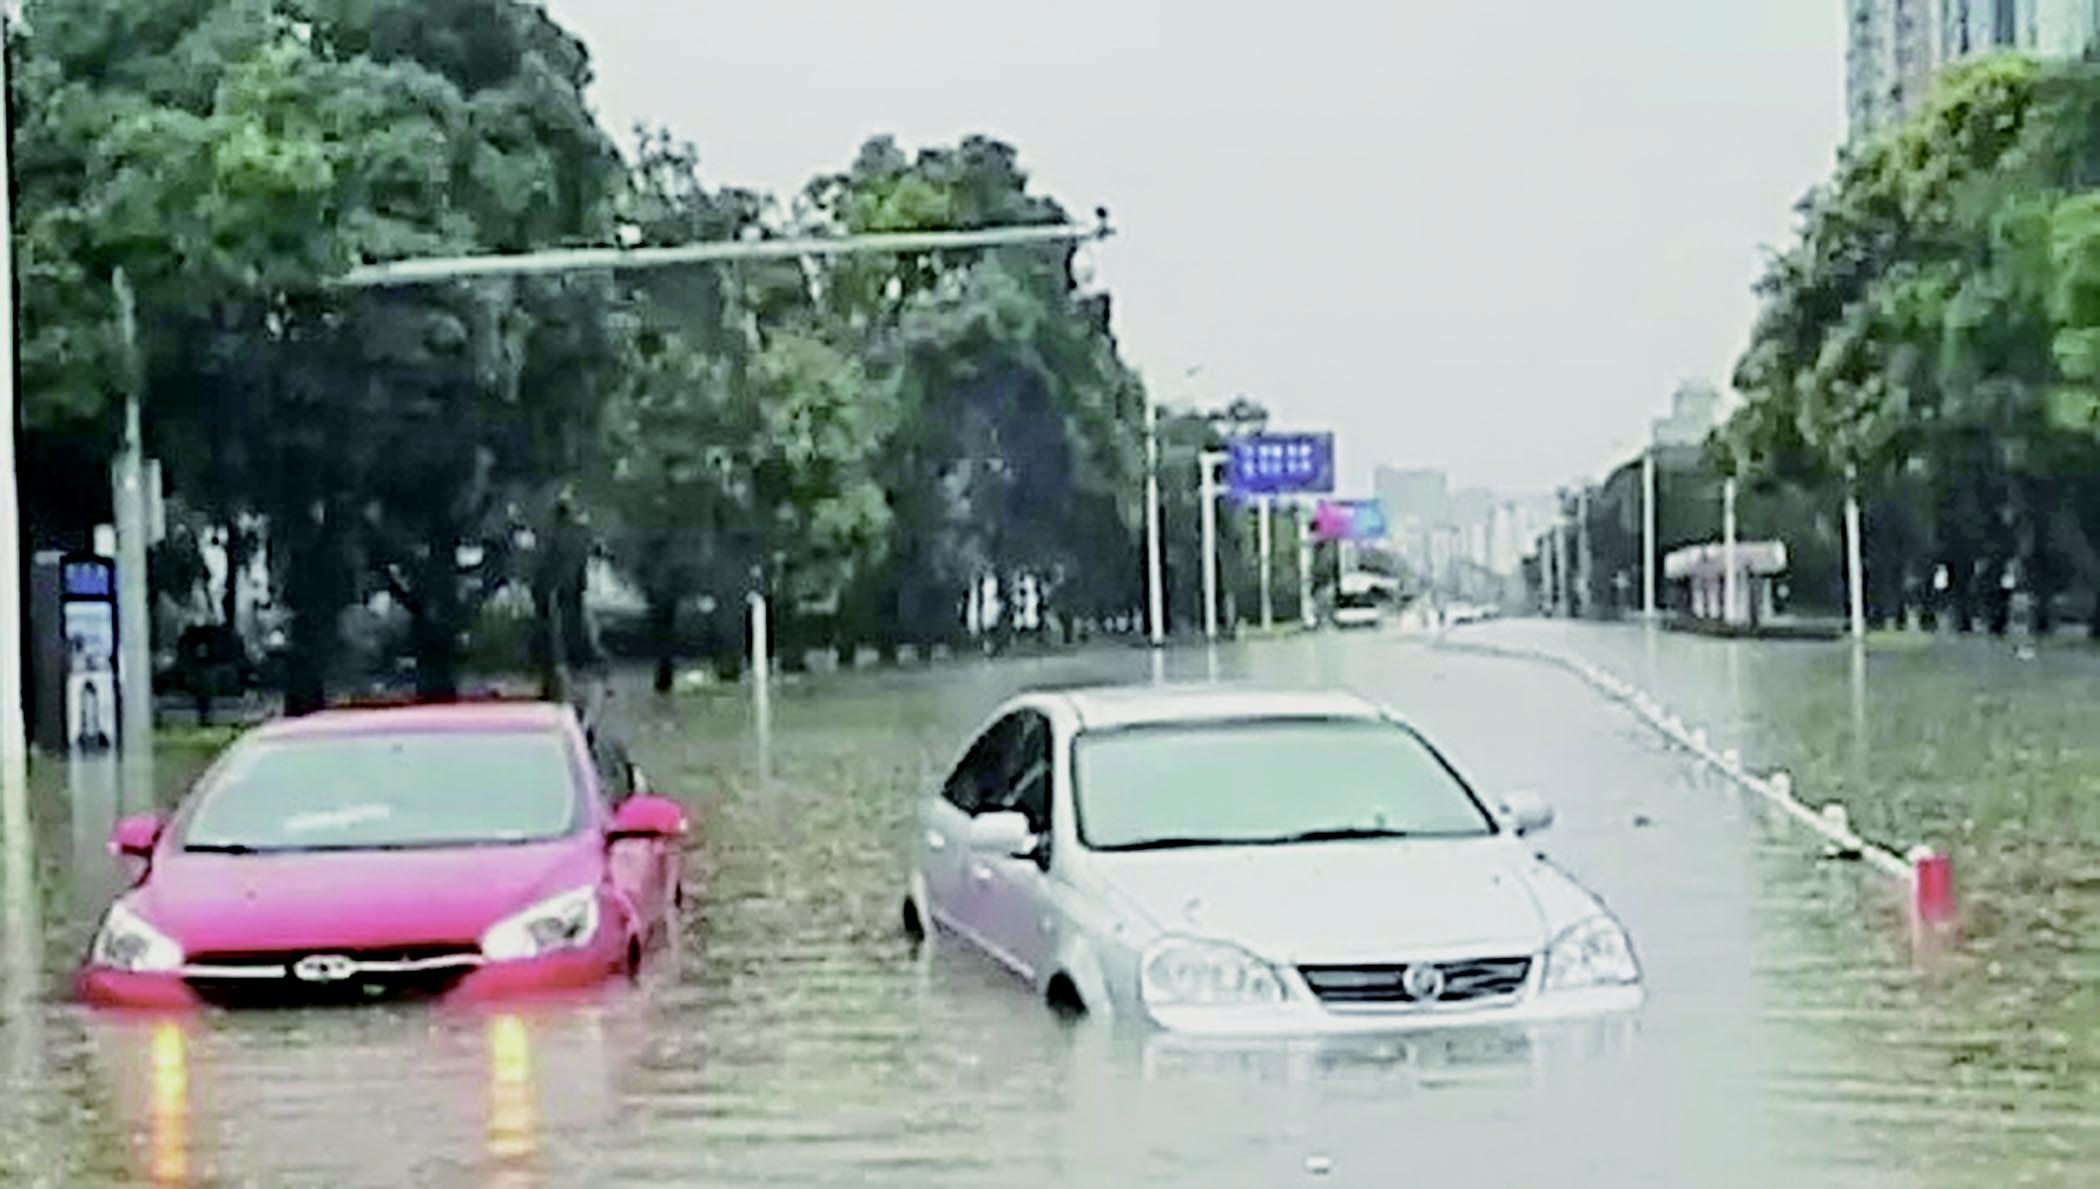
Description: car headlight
xmin=480 ymin=886 xmax=601 ymax=962
xmin=1140 ymin=937 xmax=1288 ymax=1008
xmin=90 ymin=901 xmax=185 ymax=973
xmin=1543 ymin=916 xmax=1640 ymax=991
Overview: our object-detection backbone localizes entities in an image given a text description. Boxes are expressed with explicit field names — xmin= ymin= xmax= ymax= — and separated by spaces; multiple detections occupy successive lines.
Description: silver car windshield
xmin=1073 ymin=718 xmax=1497 ymax=851
xmin=181 ymin=733 xmax=582 ymax=852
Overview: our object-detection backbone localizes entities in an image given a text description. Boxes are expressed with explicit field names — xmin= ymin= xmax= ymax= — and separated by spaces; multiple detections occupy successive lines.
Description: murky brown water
xmin=2 ymin=629 xmax=2091 ymax=1186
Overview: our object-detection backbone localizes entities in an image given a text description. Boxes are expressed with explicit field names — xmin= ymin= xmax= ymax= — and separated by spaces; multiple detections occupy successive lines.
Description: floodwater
xmin=2 ymin=626 xmax=2093 ymax=1186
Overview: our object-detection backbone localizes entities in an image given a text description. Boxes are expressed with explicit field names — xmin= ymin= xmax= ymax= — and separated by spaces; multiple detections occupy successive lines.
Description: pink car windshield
xmin=181 ymin=732 xmax=581 ymax=852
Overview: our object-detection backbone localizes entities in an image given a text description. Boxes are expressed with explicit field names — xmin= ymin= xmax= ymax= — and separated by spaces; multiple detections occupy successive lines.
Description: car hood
xmin=1088 ymin=838 xmax=1593 ymax=962
xmin=130 ymin=840 xmax=599 ymax=955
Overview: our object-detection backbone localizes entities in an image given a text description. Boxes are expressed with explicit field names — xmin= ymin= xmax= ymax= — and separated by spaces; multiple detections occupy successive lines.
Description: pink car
xmin=78 ymin=701 xmax=690 ymax=1010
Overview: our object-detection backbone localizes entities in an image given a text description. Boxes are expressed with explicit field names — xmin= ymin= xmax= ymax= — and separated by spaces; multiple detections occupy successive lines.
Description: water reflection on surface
xmin=145 ymin=1021 xmax=187 ymax=1187
xmin=2 ymin=629 xmax=2089 ymax=1185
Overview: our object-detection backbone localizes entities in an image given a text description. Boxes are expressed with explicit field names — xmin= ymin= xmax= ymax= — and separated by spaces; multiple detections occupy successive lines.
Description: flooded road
xmin=2 ymin=627 xmax=2091 ymax=1186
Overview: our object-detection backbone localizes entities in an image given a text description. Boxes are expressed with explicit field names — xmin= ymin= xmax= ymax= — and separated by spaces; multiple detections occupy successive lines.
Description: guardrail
xmin=1431 ymin=632 xmax=1956 ymax=930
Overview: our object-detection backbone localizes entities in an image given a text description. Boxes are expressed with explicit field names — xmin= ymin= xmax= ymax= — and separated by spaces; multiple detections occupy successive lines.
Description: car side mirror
xmin=1496 ymin=791 xmax=1554 ymax=836
xmin=967 ymin=810 xmax=1037 ymax=859
xmin=110 ymin=812 xmax=167 ymax=860
xmin=608 ymin=795 xmax=689 ymax=843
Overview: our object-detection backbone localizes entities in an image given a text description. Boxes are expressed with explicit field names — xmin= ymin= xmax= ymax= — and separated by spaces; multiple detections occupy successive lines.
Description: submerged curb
xmin=1429 ymin=632 xmax=1917 ymax=886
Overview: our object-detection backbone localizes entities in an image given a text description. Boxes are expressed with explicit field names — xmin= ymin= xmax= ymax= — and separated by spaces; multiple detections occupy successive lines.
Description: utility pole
xmin=1144 ymin=401 xmax=1164 ymax=647
xmin=1642 ymin=449 xmax=1657 ymax=618
xmin=1257 ymin=495 xmax=1274 ymax=630
xmin=111 ymin=273 xmax=155 ymax=798
xmin=1198 ymin=452 xmax=1227 ymax=641
xmin=1845 ymin=463 xmax=1866 ymax=640
xmin=1576 ymin=487 xmax=1592 ymax=619
xmin=1723 ymin=476 xmax=1741 ymax=625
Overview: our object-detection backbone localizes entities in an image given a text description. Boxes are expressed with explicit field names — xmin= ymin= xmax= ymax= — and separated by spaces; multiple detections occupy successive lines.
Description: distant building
xmin=1651 ymin=380 xmax=1722 ymax=450
xmin=1849 ymin=1 xmax=2100 ymax=140
xmin=1374 ymin=467 xmax=1449 ymax=527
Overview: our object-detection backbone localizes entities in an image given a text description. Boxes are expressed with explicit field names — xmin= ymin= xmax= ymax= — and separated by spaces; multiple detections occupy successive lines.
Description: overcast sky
xmin=541 ymin=1 xmax=1846 ymax=497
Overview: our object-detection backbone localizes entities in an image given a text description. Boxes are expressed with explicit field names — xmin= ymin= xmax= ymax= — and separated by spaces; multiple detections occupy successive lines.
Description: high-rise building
xmin=1651 ymin=380 xmax=1722 ymax=450
xmin=1850 ymin=2 xmax=2100 ymax=139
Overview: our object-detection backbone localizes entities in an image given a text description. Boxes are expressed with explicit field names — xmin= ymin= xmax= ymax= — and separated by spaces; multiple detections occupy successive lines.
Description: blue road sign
xmin=1227 ymin=433 xmax=1335 ymax=498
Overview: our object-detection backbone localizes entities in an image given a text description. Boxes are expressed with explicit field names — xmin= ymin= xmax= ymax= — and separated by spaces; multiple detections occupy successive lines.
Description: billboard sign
xmin=60 ymin=553 xmax=118 ymax=754
xmin=1226 ymin=433 xmax=1335 ymax=498
xmin=1313 ymin=499 xmax=1389 ymax=543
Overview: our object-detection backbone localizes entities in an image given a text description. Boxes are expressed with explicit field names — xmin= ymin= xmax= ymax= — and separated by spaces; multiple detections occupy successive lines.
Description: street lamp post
xmin=0 ymin=31 xmax=25 ymax=794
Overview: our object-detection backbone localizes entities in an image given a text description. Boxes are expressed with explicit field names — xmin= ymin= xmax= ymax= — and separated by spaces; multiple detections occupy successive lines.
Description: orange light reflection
xmin=487 ymin=1012 xmax=539 ymax=1182
xmin=148 ymin=1020 xmax=189 ymax=1186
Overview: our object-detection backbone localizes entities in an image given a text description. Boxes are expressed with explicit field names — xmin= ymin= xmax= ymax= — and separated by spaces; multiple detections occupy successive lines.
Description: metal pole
xmin=1642 ymin=449 xmax=1657 ymax=618
xmin=1257 ymin=496 xmax=1274 ymax=630
xmin=1845 ymin=465 xmax=1866 ymax=640
xmin=1297 ymin=503 xmax=1314 ymax=628
xmin=340 ymin=218 xmax=1113 ymax=288
xmin=112 ymin=274 xmax=154 ymax=798
xmin=1144 ymin=402 xmax=1164 ymax=647
xmin=0 ymin=32 xmax=24 ymax=795
xmin=1576 ymin=488 xmax=1592 ymax=619
xmin=748 ymin=590 xmax=771 ymax=782
xmin=1723 ymin=477 xmax=1740 ymax=626
xmin=1552 ymin=520 xmax=1568 ymax=617
xmin=1199 ymin=453 xmax=1223 ymax=642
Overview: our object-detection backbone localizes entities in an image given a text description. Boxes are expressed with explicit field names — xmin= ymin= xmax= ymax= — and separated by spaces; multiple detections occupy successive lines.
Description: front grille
xmin=1299 ymin=957 xmax=1532 ymax=1008
xmin=183 ymin=943 xmax=481 ymax=1008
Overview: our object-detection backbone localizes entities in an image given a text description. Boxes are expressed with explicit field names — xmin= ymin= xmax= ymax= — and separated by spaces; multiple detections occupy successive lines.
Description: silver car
xmin=903 ymin=685 xmax=1642 ymax=1035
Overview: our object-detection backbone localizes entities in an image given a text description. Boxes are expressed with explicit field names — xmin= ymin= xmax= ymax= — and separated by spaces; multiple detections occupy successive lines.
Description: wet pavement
xmin=1 ymin=625 xmax=2092 ymax=1186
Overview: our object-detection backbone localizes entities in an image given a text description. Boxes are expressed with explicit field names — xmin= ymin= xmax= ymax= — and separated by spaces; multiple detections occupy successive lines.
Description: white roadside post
xmin=1198 ymin=451 xmax=1228 ymax=642
xmin=1845 ymin=464 xmax=1866 ymax=640
xmin=1257 ymin=495 xmax=1274 ymax=631
xmin=1642 ymin=448 xmax=1657 ymax=619
xmin=1144 ymin=401 xmax=1165 ymax=648
xmin=1723 ymin=477 xmax=1740 ymax=626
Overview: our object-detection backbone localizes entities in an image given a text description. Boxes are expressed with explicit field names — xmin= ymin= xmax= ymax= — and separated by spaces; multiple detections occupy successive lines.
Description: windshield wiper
xmin=1260 ymin=827 xmax=1417 ymax=845
xmin=184 ymin=842 xmax=262 ymax=854
xmin=1094 ymin=836 xmax=1251 ymax=853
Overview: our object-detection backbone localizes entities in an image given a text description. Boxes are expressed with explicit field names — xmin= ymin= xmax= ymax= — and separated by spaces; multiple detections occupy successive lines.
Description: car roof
xmin=1052 ymin=684 xmax=1385 ymax=732
xmin=253 ymin=700 xmax=574 ymax=742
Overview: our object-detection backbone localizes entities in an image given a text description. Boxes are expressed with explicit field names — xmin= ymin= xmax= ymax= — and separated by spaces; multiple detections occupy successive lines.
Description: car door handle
xmin=926 ymin=830 xmax=947 ymax=852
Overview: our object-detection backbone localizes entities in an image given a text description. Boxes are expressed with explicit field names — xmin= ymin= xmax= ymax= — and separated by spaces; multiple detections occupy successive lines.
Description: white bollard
xmin=1769 ymin=771 xmax=1794 ymax=800
xmin=1722 ymin=748 xmax=1742 ymax=770
xmin=1821 ymin=802 xmax=1851 ymax=836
